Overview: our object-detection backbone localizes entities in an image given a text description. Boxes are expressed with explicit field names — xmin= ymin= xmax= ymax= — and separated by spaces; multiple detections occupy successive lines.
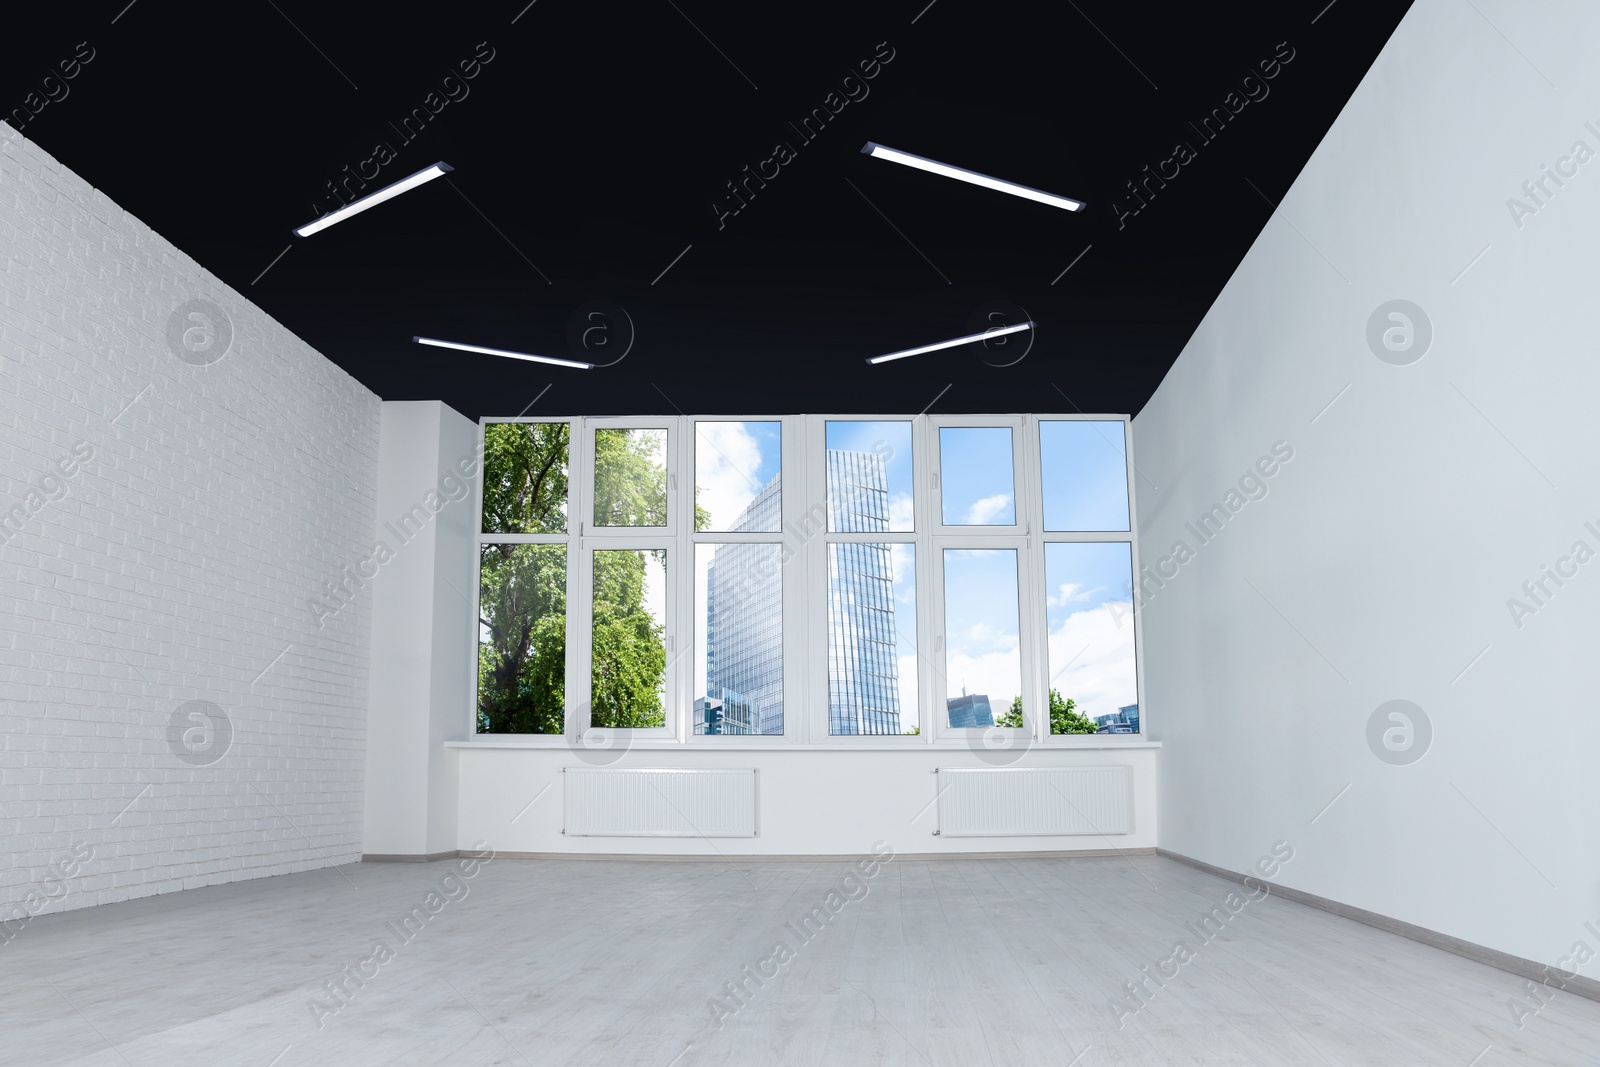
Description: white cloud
xmin=695 ymin=422 xmax=767 ymax=530
xmin=1046 ymin=600 xmax=1137 ymax=720
xmin=942 ymin=645 xmax=1023 ymax=711
xmin=1048 ymin=581 xmax=1087 ymax=609
xmin=888 ymin=491 xmax=914 ymax=532
xmin=890 ymin=541 xmax=915 ymax=584
xmin=963 ymin=493 xmax=1013 ymax=525
xmin=896 ymin=652 xmax=920 ymax=732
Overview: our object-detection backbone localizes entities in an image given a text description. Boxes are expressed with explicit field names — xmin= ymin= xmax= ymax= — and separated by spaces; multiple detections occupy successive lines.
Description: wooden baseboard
xmin=361 ymin=851 xmax=463 ymax=863
xmin=1157 ymin=848 xmax=1600 ymax=1005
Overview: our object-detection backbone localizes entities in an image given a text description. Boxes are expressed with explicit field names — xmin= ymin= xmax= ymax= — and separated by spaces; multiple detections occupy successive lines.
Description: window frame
xmin=467 ymin=413 xmax=1146 ymax=746
xmin=809 ymin=415 xmax=929 ymax=745
xmin=582 ymin=417 xmax=679 ymax=538
xmin=472 ymin=417 xmax=578 ymax=739
xmin=1026 ymin=417 xmax=1145 ymax=742
xmin=684 ymin=415 xmax=801 ymax=742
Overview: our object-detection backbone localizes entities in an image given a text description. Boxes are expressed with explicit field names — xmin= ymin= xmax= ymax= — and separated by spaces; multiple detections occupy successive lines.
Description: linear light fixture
xmin=867 ymin=321 xmax=1034 ymax=365
xmin=413 ymin=336 xmax=594 ymax=370
xmin=294 ymin=162 xmax=455 ymax=237
xmin=861 ymin=142 xmax=1085 ymax=212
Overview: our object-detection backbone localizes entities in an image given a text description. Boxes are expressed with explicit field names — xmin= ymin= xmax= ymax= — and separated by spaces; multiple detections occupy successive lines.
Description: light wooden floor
xmin=4 ymin=855 xmax=1598 ymax=1066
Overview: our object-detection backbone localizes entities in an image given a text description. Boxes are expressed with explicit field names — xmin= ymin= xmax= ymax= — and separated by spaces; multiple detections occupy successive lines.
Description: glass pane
xmin=591 ymin=550 xmax=668 ymax=728
xmin=826 ymin=421 xmax=914 ymax=532
xmin=1044 ymin=543 xmax=1139 ymax=734
xmin=695 ymin=421 xmax=781 ymax=532
xmin=939 ymin=427 xmax=1015 ymax=526
xmin=1039 ymin=421 xmax=1131 ymax=532
xmin=942 ymin=549 xmax=1021 ymax=728
xmin=477 ymin=544 xmax=565 ymax=733
xmin=829 ymin=543 xmax=918 ymax=735
xmin=594 ymin=428 xmax=667 ymax=527
xmin=695 ymin=543 xmax=783 ymax=734
xmin=481 ymin=422 xmax=569 ymax=534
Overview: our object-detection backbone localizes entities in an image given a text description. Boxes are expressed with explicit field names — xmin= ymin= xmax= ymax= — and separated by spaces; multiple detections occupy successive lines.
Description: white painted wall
xmin=0 ymin=123 xmax=380 ymax=918
xmin=453 ymin=744 xmax=1158 ymax=856
xmin=1135 ymin=0 xmax=1600 ymax=970
xmin=363 ymin=401 xmax=476 ymax=857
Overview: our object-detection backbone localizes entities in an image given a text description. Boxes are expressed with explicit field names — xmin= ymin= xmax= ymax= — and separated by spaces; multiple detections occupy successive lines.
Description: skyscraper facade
xmin=703 ymin=475 xmax=784 ymax=734
xmin=700 ymin=452 xmax=906 ymax=736
xmin=825 ymin=450 xmax=902 ymax=735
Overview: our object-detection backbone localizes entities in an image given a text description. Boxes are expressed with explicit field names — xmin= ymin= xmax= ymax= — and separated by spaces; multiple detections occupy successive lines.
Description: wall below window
xmin=448 ymin=745 xmax=1158 ymax=856
xmin=1134 ymin=0 xmax=1600 ymax=973
xmin=0 ymin=124 xmax=380 ymax=914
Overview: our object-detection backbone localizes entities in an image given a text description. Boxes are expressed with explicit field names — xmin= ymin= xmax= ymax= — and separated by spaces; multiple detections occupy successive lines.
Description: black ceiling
xmin=7 ymin=0 xmax=1412 ymax=419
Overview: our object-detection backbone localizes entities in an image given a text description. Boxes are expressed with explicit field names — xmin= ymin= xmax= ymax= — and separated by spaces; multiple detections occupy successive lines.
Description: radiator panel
xmin=934 ymin=766 xmax=1131 ymax=837
xmin=563 ymin=768 xmax=758 ymax=837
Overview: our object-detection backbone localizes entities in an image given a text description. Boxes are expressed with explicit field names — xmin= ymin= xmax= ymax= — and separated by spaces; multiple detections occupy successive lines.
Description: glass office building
xmin=704 ymin=476 xmax=784 ymax=734
xmin=701 ymin=451 xmax=905 ymax=735
xmin=825 ymin=450 xmax=902 ymax=735
xmin=946 ymin=692 xmax=995 ymax=729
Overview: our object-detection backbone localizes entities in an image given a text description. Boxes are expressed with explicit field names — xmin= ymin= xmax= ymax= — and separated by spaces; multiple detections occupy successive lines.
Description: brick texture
xmin=0 ymin=122 xmax=379 ymax=920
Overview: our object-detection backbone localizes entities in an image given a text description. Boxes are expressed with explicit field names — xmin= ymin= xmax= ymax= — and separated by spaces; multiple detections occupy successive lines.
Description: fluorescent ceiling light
xmin=295 ymin=162 xmax=455 ymax=237
xmin=413 ymin=336 xmax=594 ymax=370
xmin=861 ymin=142 xmax=1085 ymax=212
xmin=867 ymin=321 xmax=1034 ymax=365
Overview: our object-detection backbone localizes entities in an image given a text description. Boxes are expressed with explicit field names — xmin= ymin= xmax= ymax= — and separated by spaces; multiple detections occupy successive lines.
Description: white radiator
xmin=563 ymin=768 xmax=758 ymax=837
xmin=934 ymin=766 xmax=1131 ymax=837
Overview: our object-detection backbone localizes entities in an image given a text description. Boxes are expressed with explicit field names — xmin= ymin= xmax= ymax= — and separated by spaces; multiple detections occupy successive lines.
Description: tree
xmin=589 ymin=549 xmax=666 ymax=728
xmin=478 ymin=543 xmax=566 ymax=734
xmin=593 ymin=428 xmax=666 ymax=527
xmin=994 ymin=689 xmax=1099 ymax=734
xmin=482 ymin=422 xmax=568 ymax=534
xmin=477 ymin=424 xmax=671 ymax=732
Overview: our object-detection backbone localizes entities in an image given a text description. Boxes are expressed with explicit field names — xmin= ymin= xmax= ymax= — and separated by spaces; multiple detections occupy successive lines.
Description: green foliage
xmin=477 ymin=425 xmax=671 ymax=733
xmin=593 ymin=428 xmax=667 ymax=527
xmin=478 ymin=544 xmax=566 ymax=734
xmin=590 ymin=550 xmax=666 ymax=728
xmin=481 ymin=422 xmax=569 ymax=534
xmin=994 ymin=689 xmax=1099 ymax=734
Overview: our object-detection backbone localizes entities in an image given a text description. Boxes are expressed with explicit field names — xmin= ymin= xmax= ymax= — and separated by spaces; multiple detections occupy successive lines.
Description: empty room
xmin=4 ymin=0 xmax=1597 ymax=1063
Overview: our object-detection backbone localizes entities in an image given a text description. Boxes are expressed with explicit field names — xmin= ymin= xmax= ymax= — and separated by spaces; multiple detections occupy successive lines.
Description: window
xmin=476 ymin=423 xmax=570 ymax=734
xmin=827 ymin=542 xmax=918 ymax=735
xmin=694 ymin=421 xmax=785 ymax=734
xmin=1039 ymin=420 xmax=1130 ymax=532
xmin=1043 ymin=542 xmax=1138 ymax=734
xmin=941 ymin=549 xmax=1022 ymax=729
xmin=472 ymin=415 xmax=1141 ymax=740
xmin=590 ymin=549 xmax=668 ymax=728
xmin=938 ymin=426 xmax=1016 ymax=526
xmin=824 ymin=421 xmax=919 ymax=736
xmin=593 ymin=426 xmax=668 ymax=528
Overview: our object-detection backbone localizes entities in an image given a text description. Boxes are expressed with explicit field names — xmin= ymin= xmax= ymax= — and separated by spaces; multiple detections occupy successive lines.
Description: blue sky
xmin=942 ymin=548 xmax=1022 ymax=713
xmin=1039 ymin=421 xmax=1130 ymax=531
xmin=939 ymin=427 xmax=1016 ymax=525
xmin=1044 ymin=542 xmax=1138 ymax=721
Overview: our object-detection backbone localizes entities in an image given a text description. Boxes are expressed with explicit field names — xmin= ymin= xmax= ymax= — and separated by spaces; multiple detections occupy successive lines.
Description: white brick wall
xmin=0 ymin=122 xmax=380 ymax=923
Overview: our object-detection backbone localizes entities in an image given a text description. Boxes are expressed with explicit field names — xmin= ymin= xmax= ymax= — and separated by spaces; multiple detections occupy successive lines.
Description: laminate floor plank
xmin=8 ymin=856 xmax=1600 ymax=1066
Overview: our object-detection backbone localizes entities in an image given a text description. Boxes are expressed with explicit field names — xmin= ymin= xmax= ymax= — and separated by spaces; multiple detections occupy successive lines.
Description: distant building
xmin=947 ymin=692 xmax=995 ymax=729
xmin=694 ymin=694 xmax=756 ymax=735
xmin=700 ymin=451 xmax=907 ymax=736
xmin=826 ymin=449 xmax=902 ymax=735
xmin=703 ymin=476 xmax=784 ymax=734
xmin=1095 ymin=704 xmax=1140 ymax=734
